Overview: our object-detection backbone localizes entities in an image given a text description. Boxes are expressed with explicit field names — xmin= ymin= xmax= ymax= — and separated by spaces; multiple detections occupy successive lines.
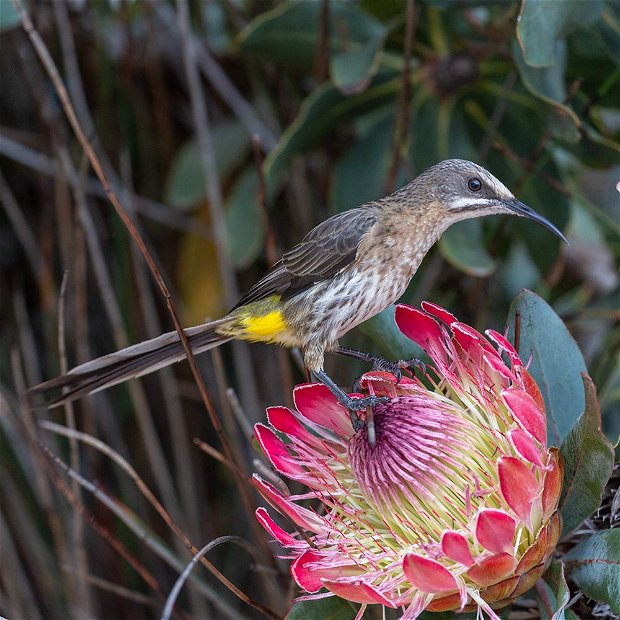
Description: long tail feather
xmin=28 ymin=318 xmax=235 ymax=407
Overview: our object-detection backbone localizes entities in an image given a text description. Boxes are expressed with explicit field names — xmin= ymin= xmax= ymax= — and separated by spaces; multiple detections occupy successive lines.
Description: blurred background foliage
xmin=0 ymin=0 xmax=618 ymax=619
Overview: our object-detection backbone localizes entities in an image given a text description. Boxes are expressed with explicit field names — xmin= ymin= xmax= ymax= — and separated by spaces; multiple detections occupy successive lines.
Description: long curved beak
xmin=503 ymin=198 xmax=569 ymax=244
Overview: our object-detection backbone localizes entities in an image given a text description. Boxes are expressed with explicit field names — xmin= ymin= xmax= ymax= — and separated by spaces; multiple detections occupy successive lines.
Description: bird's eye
xmin=468 ymin=177 xmax=482 ymax=192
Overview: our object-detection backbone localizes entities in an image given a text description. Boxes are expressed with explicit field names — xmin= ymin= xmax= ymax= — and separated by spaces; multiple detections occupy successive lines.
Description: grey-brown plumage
xmin=29 ymin=159 xmax=567 ymax=409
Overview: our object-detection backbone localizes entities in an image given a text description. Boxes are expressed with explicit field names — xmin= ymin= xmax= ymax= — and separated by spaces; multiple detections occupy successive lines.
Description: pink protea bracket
xmin=403 ymin=554 xmax=459 ymax=593
xmin=394 ymin=304 xmax=448 ymax=364
xmin=542 ymin=448 xmax=563 ymax=520
xmin=291 ymin=550 xmax=328 ymax=592
xmin=441 ymin=530 xmax=474 ymax=566
xmin=519 ymin=369 xmax=547 ymax=413
xmin=254 ymin=424 xmax=307 ymax=479
xmin=255 ymin=507 xmax=298 ymax=547
xmin=266 ymin=406 xmax=329 ymax=453
xmin=498 ymin=457 xmax=540 ymax=526
xmin=293 ymin=383 xmax=352 ymax=438
xmin=509 ymin=429 xmax=545 ymax=467
xmin=421 ymin=301 xmax=458 ymax=325
xmin=482 ymin=352 xmax=513 ymax=382
xmin=486 ymin=329 xmax=522 ymax=368
xmin=502 ymin=388 xmax=547 ymax=445
xmin=251 ymin=475 xmax=324 ymax=533
xmin=451 ymin=322 xmax=498 ymax=367
xmin=475 ymin=509 xmax=516 ymax=554
xmin=466 ymin=553 xmax=518 ymax=587
xmin=322 ymin=580 xmax=396 ymax=606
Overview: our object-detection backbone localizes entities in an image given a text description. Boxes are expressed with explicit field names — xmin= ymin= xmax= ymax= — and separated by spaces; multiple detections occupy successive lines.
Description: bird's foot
xmin=312 ymin=369 xmax=389 ymax=446
xmin=372 ymin=356 xmax=426 ymax=381
xmin=342 ymin=395 xmax=389 ymax=446
xmin=351 ymin=356 xmax=426 ymax=392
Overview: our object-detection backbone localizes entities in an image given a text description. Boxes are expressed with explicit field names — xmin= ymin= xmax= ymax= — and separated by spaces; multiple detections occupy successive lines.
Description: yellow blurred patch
xmin=242 ymin=310 xmax=286 ymax=341
xmin=176 ymin=199 xmax=226 ymax=323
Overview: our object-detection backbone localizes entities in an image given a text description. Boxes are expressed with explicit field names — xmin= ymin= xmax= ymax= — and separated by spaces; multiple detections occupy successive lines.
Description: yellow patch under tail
xmin=242 ymin=309 xmax=287 ymax=341
xmin=221 ymin=295 xmax=292 ymax=344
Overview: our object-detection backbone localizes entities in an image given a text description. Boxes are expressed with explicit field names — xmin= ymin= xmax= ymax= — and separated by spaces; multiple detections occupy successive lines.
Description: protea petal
xmin=251 ymin=475 xmax=324 ymax=533
xmin=254 ymin=303 xmax=562 ymax=620
xmin=542 ymin=449 xmax=563 ymax=520
xmin=266 ymin=406 xmax=328 ymax=452
xmin=291 ymin=550 xmax=327 ymax=592
xmin=394 ymin=305 xmax=447 ymax=363
xmin=475 ymin=510 xmax=516 ymax=554
xmin=485 ymin=329 xmax=521 ymax=368
xmin=255 ymin=508 xmax=298 ymax=547
xmin=254 ymin=424 xmax=307 ymax=479
xmin=510 ymin=429 xmax=545 ymax=467
xmin=421 ymin=301 xmax=458 ymax=325
xmin=322 ymin=580 xmax=396 ymax=606
xmin=441 ymin=530 xmax=474 ymax=566
xmin=293 ymin=383 xmax=351 ymax=438
xmin=498 ymin=457 xmax=540 ymax=525
xmin=520 ymin=369 xmax=546 ymax=412
xmin=467 ymin=553 xmax=519 ymax=587
xmin=403 ymin=554 xmax=459 ymax=593
xmin=502 ymin=388 xmax=547 ymax=445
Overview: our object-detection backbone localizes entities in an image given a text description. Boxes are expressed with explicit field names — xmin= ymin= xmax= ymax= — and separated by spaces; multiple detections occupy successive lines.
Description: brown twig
xmin=57 ymin=271 xmax=93 ymax=617
xmin=315 ymin=0 xmax=330 ymax=82
xmin=56 ymin=147 xmax=183 ymax=522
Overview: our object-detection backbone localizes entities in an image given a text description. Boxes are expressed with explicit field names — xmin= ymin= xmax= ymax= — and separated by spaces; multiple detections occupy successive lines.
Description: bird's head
xmin=411 ymin=159 xmax=568 ymax=243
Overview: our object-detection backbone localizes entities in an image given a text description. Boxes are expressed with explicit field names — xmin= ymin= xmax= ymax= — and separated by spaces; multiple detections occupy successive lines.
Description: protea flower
xmin=253 ymin=302 xmax=563 ymax=619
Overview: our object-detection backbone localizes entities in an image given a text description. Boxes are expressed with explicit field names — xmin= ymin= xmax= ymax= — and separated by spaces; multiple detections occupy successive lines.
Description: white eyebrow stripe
xmin=448 ymin=196 xmax=497 ymax=210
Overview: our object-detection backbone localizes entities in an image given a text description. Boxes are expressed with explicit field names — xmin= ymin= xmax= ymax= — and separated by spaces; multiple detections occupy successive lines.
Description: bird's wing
xmin=233 ymin=207 xmax=378 ymax=308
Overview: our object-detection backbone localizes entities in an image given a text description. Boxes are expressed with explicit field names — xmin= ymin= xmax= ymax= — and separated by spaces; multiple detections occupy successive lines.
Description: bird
xmin=29 ymin=159 xmax=567 ymax=416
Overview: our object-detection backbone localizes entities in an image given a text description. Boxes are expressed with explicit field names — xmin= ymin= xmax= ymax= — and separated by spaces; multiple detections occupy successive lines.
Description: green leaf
xmin=264 ymin=73 xmax=400 ymax=192
xmin=517 ymin=0 xmax=606 ymax=68
xmin=497 ymin=241 xmax=541 ymax=301
xmin=559 ymin=374 xmax=614 ymax=535
xmin=165 ymin=120 xmax=252 ymax=209
xmin=0 ymin=2 xmax=20 ymax=31
xmin=564 ymin=529 xmax=620 ymax=614
xmin=358 ymin=305 xmax=425 ymax=362
xmin=329 ymin=7 xmax=388 ymax=95
xmin=536 ymin=562 xmax=570 ymax=620
xmin=439 ymin=219 xmax=497 ymax=278
xmin=512 ymin=38 xmax=580 ymax=142
xmin=506 ymin=290 xmax=587 ymax=446
xmin=225 ymin=168 xmax=264 ymax=269
xmin=240 ymin=0 xmax=388 ymax=92
xmin=285 ymin=597 xmax=359 ymax=620
xmin=239 ymin=1 xmax=322 ymax=68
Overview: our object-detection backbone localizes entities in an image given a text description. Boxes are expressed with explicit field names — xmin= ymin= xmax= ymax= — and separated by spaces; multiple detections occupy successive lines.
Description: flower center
xmin=347 ymin=395 xmax=505 ymax=545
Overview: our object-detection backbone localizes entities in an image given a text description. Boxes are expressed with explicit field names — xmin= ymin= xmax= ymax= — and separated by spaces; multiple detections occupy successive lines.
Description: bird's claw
xmin=371 ymin=356 xmax=426 ymax=380
xmin=399 ymin=357 xmax=426 ymax=375
xmin=346 ymin=395 xmax=387 ymax=445
xmin=352 ymin=356 xmax=426 ymax=392
xmin=347 ymin=394 xmax=390 ymax=411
